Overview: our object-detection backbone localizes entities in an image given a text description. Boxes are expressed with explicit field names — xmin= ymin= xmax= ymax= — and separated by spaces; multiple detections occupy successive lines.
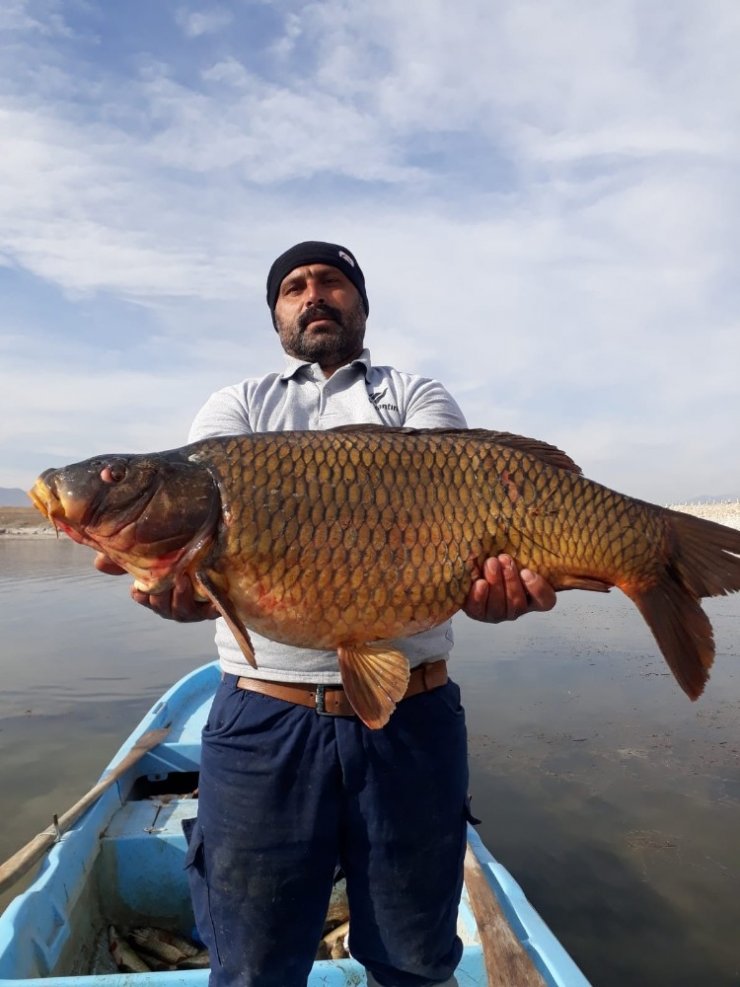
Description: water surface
xmin=1 ymin=539 xmax=739 ymax=985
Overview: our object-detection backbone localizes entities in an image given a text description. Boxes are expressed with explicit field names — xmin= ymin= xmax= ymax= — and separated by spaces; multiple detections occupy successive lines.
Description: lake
xmin=1 ymin=537 xmax=739 ymax=985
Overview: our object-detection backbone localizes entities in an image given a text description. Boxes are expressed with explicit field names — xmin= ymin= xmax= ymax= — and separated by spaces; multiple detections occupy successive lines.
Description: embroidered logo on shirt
xmin=368 ymin=387 xmax=399 ymax=412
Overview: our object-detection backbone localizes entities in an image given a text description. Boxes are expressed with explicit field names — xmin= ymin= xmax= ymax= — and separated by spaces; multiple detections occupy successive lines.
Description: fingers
xmin=130 ymin=576 xmax=220 ymax=623
xmin=464 ymin=578 xmax=489 ymax=622
xmin=463 ymin=555 xmax=557 ymax=623
xmin=94 ymin=552 xmax=127 ymax=576
xmin=94 ymin=552 xmax=218 ymax=621
xmin=520 ymin=568 xmax=557 ymax=613
xmin=495 ymin=555 xmax=530 ymax=621
xmin=464 ymin=557 xmax=507 ymax=622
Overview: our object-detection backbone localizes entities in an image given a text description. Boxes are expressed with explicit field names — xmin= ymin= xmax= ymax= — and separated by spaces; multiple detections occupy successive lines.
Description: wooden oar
xmin=0 ymin=724 xmax=170 ymax=895
xmin=321 ymin=920 xmax=350 ymax=947
xmin=463 ymin=843 xmax=547 ymax=987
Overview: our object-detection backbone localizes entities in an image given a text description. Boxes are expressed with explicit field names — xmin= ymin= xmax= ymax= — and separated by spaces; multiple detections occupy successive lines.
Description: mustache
xmin=298 ymin=303 xmax=344 ymax=331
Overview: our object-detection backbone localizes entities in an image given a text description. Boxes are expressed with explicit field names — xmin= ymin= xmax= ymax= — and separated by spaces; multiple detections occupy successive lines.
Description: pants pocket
xmin=203 ymin=681 xmax=251 ymax=740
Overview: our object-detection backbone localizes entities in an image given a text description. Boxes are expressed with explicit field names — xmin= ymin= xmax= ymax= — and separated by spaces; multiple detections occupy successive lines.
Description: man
xmin=97 ymin=241 xmax=555 ymax=987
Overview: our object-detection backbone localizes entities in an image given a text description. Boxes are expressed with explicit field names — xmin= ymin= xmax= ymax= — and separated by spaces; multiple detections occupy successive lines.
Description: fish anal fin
xmin=337 ymin=644 xmax=411 ymax=729
xmin=195 ymin=571 xmax=257 ymax=668
xmin=556 ymin=574 xmax=613 ymax=592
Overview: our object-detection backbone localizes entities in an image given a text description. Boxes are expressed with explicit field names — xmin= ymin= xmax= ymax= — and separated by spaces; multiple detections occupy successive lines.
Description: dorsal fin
xmin=479 ymin=431 xmax=582 ymax=474
xmin=328 ymin=424 xmax=416 ymax=434
xmin=327 ymin=425 xmax=582 ymax=474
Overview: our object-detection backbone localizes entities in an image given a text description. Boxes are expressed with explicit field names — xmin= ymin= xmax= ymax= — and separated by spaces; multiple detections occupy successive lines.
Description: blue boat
xmin=0 ymin=662 xmax=591 ymax=986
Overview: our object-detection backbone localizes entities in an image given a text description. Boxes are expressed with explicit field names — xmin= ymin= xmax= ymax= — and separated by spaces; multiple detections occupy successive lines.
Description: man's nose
xmin=303 ymin=280 xmax=324 ymax=306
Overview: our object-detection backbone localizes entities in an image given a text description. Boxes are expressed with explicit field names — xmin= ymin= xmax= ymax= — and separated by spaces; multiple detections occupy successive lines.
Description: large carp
xmin=29 ymin=427 xmax=740 ymax=728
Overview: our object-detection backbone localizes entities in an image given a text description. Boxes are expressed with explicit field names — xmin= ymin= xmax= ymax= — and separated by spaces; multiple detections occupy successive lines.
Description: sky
xmin=1 ymin=0 xmax=739 ymax=504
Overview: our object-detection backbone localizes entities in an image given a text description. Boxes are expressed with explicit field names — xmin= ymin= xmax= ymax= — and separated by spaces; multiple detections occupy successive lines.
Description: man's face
xmin=273 ymin=263 xmax=366 ymax=368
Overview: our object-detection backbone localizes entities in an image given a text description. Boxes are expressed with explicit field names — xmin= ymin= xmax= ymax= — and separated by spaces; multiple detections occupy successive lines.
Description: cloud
xmin=175 ymin=6 xmax=233 ymax=38
xmin=0 ymin=1 xmax=738 ymax=504
xmin=138 ymin=66 xmax=424 ymax=184
xmin=0 ymin=0 xmax=73 ymax=38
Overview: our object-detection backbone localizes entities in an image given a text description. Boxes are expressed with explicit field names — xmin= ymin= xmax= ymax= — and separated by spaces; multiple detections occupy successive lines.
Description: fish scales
xmin=197 ymin=430 xmax=500 ymax=645
xmin=29 ymin=427 xmax=740 ymax=728
xmin=197 ymin=430 xmax=654 ymax=632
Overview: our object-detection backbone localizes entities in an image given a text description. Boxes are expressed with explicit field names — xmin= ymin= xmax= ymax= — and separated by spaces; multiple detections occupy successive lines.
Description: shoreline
xmin=2 ymin=501 xmax=739 ymax=539
xmin=664 ymin=500 xmax=740 ymax=529
xmin=0 ymin=506 xmax=56 ymax=538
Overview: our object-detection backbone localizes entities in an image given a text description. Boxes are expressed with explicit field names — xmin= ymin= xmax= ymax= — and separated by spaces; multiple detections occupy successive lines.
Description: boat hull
xmin=0 ymin=662 xmax=590 ymax=986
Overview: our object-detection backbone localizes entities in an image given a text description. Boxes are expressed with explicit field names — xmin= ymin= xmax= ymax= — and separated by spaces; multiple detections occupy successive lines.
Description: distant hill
xmin=0 ymin=487 xmax=31 ymax=506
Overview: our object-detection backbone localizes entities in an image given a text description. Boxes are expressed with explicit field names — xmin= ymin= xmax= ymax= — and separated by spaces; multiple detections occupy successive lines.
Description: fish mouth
xmin=29 ymin=468 xmax=143 ymax=547
xmin=28 ymin=479 xmax=55 ymax=520
xmin=28 ymin=474 xmax=93 ymax=545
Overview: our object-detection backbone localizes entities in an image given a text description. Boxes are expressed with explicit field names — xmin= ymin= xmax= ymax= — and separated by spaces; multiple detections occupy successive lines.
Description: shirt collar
xmin=278 ymin=348 xmax=373 ymax=382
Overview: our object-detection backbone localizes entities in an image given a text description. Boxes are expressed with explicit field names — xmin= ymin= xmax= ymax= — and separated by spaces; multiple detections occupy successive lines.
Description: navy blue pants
xmin=185 ymin=673 xmax=470 ymax=987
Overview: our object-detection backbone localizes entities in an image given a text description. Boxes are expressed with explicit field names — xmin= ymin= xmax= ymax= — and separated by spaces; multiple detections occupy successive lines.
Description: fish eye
xmin=100 ymin=462 xmax=127 ymax=484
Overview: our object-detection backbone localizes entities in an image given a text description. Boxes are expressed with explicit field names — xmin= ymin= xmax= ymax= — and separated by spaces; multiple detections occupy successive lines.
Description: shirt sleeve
xmin=188 ymin=385 xmax=253 ymax=443
xmin=401 ymin=377 xmax=468 ymax=428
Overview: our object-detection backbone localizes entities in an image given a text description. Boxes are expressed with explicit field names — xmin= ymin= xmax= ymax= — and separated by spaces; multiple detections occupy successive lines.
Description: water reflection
xmin=0 ymin=539 xmax=213 ymax=717
xmin=1 ymin=540 xmax=739 ymax=984
xmin=454 ymin=593 xmax=740 ymax=986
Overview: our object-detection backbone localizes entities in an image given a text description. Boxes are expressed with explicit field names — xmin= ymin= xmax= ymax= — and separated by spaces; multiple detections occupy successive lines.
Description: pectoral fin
xmin=337 ymin=644 xmax=411 ymax=729
xmin=195 ymin=571 xmax=257 ymax=668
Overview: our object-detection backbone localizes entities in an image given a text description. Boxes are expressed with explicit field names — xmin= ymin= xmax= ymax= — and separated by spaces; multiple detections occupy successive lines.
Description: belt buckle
xmin=315 ymin=684 xmax=329 ymax=715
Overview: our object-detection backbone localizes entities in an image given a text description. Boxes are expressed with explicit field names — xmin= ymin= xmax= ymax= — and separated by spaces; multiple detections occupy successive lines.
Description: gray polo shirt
xmin=189 ymin=348 xmax=467 ymax=682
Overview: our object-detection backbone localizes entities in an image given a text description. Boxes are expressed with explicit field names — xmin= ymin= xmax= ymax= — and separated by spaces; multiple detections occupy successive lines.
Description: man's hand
xmin=94 ymin=553 xmax=220 ymax=623
xmin=464 ymin=554 xmax=556 ymax=623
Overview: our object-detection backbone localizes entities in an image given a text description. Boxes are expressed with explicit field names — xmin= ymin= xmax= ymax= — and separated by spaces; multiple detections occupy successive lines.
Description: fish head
xmin=29 ymin=449 xmax=221 ymax=590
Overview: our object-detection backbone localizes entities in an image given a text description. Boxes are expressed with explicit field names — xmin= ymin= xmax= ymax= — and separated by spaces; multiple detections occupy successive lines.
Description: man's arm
xmin=188 ymin=386 xmax=253 ymax=443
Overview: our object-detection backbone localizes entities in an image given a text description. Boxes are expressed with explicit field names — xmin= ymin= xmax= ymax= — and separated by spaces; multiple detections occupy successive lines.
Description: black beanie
xmin=266 ymin=241 xmax=369 ymax=317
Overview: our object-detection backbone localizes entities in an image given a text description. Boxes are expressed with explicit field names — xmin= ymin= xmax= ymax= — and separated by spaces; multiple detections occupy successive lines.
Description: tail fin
xmin=666 ymin=509 xmax=740 ymax=599
xmin=626 ymin=512 xmax=740 ymax=700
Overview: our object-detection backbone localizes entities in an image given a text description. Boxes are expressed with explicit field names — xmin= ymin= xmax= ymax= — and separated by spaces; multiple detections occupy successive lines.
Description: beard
xmin=276 ymin=299 xmax=366 ymax=365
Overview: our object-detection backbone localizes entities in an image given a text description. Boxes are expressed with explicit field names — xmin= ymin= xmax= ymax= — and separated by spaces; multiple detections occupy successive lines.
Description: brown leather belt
xmin=236 ymin=658 xmax=448 ymax=717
